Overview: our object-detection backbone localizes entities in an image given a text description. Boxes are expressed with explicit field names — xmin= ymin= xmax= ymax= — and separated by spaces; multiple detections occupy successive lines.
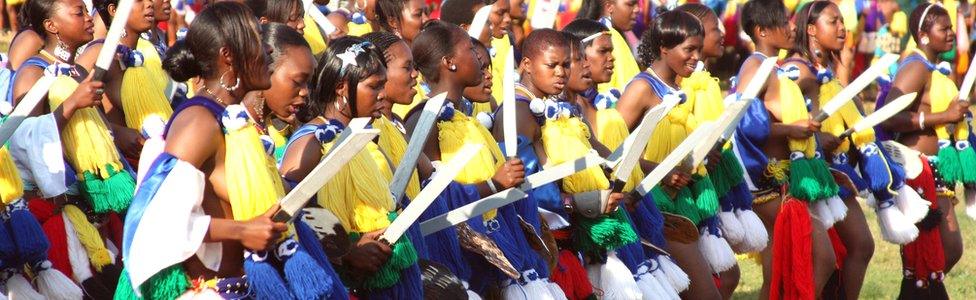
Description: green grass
xmin=733 ymin=203 xmax=976 ymax=299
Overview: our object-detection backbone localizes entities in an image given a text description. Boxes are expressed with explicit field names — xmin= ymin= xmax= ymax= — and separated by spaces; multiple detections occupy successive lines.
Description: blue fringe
xmin=293 ymin=219 xmax=349 ymax=300
xmin=832 ymin=162 xmax=868 ymax=193
xmin=8 ymin=202 xmax=49 ymax=262
xmin=421 ymin=182 xmax=471 ymax=281
xmin=363 ymin=263 xmax=423 ymax=300
xmin=729 ymin=182 xmax=754 ymax=211
xmin=630 ymin=192 xmax=667 ymax=251
xmin=282 ymin=239 xmax=337 ymax=300
xmin=860 ymin=144 xmax=895 ymax=194
xmin=243 ymin=251 xmax=294 ymax=300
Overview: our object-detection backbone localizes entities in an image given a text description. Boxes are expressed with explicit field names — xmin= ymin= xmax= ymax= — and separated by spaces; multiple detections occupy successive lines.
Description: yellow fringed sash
xmin=818 ymin=78 xmax=876 ymax=152
xmin=599 ymin=26 xmax=640 ymax=93
xmin=375 ymin=116 xmax=421 ymax=199
xmin=122 ymin=41 xmax=174 ymax=131
xmin=136 ymin=39 xmax=170 ymax=89
xmin=47 ymin=75 xmax=127 ymax=180
xmin=592 ymin=108 xmax=643 ymax=192
xmin=779 ymin=75 xmax=818 ymax=157
xmin=928 ymin=67 xmax=964 ymax=141
xmin=682 ymin=69 xmax=725 ymax=123
xmin=316 ymin=141 xmax=394 ymax=233
xmin=303 ymin=14 xmax=328 ymax=55
xmin=0 ymin=146 xmax=24 ymax=204
xmin=540 ymin=115 xmax=610 ymax=193
xmin=644 ymin=98 xmax=699 ymax=165
xmin=222 ymin=108 xmax=286 ymax=221
xmin=437 ymin=112 xmax=503 ymax=220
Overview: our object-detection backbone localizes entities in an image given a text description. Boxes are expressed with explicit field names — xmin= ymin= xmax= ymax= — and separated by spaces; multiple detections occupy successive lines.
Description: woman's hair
xmin=411 ymin=21 xmax=469 ymax=83
xmin=261 ymin=22 xmax=311 ymax=69
xmin=636 ymin=9 xmax=702 ymax=68
xmin=439 ymin=0 xmax=480 ymax=26
xmin=163 ymin=2 xmax=265 ymax=82
xmin=562 ymin=32 xmax=584 ymax=60
xmin=521 ymin=28 xmax=570 ymax=60
xmin=375 ymin=0 xmax=408 ymax=33
xmin=93 ymin=0 xmax=117 ymax=28
xmin=247 ymin=0 xmax=304 ymax=24
xmin=576 ymin=0 xmax=604 ymax=21
xmin=740 ymin=0 xmax=789 ymax=42
xmin=676 ymin=3 xmax=714 ymax=22
xmin=788 ymin=1 xmax=838 ymax=63
xmin=909 ymin=3 xmax=950 ymax=43
xmin=562 ymin=18 xmax=607 ymax=47
xmin=22 ymin=0 xmax=59 ymax=38
xmin=362 ymin=30 xmax=403 ymax=63
xmin=470 ymin=36 xmax=490 ymax=68
xmin=304 ymin=36 xmax=386 ymax=123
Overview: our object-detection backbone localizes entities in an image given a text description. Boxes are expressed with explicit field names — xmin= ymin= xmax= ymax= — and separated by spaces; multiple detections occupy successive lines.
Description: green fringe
xmin=573 ymin=209 xmax=638 ymax=256
xmin=651 ymin=186 xmax=676 ymax=212
xmin=81 ymin=164 xmax=136 ymax=213
xmin=691 ymin=174 xmax=719 ymax=220
xmin=711 ymin=149 xmax=745 ymax=195
xmin=788 ymin=158 xmax=821 ymax=202
xmin=115 ymin=265 xmax=191 ymax=300
xmin=810 ymin=158 xmax=839 ymax=199
xmin=937 ymin=146 xmax=962 ymax=185
xmin=359 ymin=212 xmax=418 ymax=290
xmin=957 ymin=146 xmax=976 ymax=184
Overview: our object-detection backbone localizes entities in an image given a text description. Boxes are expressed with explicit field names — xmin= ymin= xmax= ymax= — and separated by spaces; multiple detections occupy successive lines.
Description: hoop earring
xmin=54 ymin=34 xmax=71 ymax=62
xmin=219 ymin=70 xmax=241 ymax=92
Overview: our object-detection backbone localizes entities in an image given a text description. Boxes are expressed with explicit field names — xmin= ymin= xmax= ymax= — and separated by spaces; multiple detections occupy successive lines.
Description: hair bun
xmin=163 ymin=41 xmax=203 ymax=82
xmin=655 ymin=6 xmax=670 ymax=15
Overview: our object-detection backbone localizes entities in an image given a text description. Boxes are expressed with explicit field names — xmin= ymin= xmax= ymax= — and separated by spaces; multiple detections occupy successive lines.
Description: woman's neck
xmin=242 ymin=92 xmax=271 ymax=126
xmin=323 ymin=104 xmax=352 ymax=126
xmin=918 ymin=46 xmax=940 ymax=63
xmin=201 ymin=79 xmax=244 ymax=106
xmin=649 ymin=60 xmax=678 ymax=88
xmin=122 ymin=28 xmax=141 ymax=48
xmin=428 ymin=79 xmax=465 ymax=106
xmin=755 ymin=43 xmax=780 ymax=58
xmin=519 ymin=75 xmax=551 ymax=99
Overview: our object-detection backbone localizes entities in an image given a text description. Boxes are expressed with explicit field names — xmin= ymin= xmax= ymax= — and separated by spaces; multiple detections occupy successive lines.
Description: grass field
xmin=732 ymin=203 xmax=976 ymax=299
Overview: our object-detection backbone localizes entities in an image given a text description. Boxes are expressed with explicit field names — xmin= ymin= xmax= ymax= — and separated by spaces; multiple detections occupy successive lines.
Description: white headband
xmin=918 ymin=3 xmax=940 ymax=36
xmin=581 ymin=31 xmax=610 ymax=44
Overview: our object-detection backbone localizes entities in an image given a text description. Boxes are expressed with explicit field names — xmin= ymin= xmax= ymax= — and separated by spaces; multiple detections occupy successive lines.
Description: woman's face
xmin=399 ymin=0 xmax=429 ymax=43
xmin=585 ymin=34 xmax=614 ymax=84
xmin=567 ymin=48 xmax=592 ymax=94
xmin=700 ymin=13 xmax=724 ymax=58
xmin=662 ymin=35 xmax=702 ymax=78
xmin=488 ymin=0 xmax=511 ymax=39
xmin=524 ymin=45 xmax=569 ymax=96
xmin=462 ymin=45 xmax=493 ymax=103
xmin=242 ymin=24 xmax=273 ymax=91
xmin=153 ymin=0 xmax=171 ymax=22
xmin=126 ymin=0 xmax=156 ymax=33
xmin=608 ymin=0 xmax=638 ymax=32
xmin=923 ymin=15 xmax=955 ymax=53
xmin=809 ymin=4 xmax=846 ymax=52
xmin=351 ymin=71 xmax=388 ymax=119
xmin=50 ymin=0 xmax=94 ymax=48
xmin=381 ymin=41 xmax=419 ymax=105
xmin=264 ymin=46 xmax=314 ymax=123
xmin=453 ymin=35 xmax=485 ymax=88
xmin=285 ymin=5 xmax=306 ymax=35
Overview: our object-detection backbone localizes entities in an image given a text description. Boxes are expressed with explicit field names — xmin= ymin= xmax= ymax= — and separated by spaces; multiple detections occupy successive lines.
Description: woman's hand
xmin=342 ymin=229 xmax=393 ymax=280
xmin=239 ymin=205 xmax=288 ymax=251
xmin=114 ymin=126 xmax=146 ymax=159
xmin=817 ymin=132 xmax=842 ymax=154
xmin=788 ymin=119 xmax=821 ymax=139
xmin=492 ymin=158 xmax=526 ymax=189
xmin=605 ymin=192 xmax=625 ymax=214
xmin=663 ymin=169 xmax=692 ymax=189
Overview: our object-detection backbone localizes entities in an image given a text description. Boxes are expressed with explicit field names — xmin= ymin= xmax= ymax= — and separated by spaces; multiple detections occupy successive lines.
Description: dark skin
xmin=7 ymin=30 xmax=44 ymax=71
xmin=242 ymin=45 xmax=315 ymax=127
xmin=879 ymin=13 xmax=965 ymax=273
xmin=603 ymin=0 xmax=638 ymax=32
xmin=375 ymin=41 xmax=434 ymax=183
xmin=257 ymin=4 xmax=305 ymax=35
xmin=164 ymin=23 xmax=287 ymax=279
xmin=405 ymin=31 xmax=526 ymax=199
xmin=738 ymin=14 xmax=836 ymax=299
xmin=76 ymin=0 xmax=157 ymax=159
xmin=279 ymin=69 xmax=396 ymax=280
xmin=461 ymin=43 xmax=494 ymax=104
xmin=11 ymin=0 xmax=103 ymax=131
xmin=492 ymin=44 xmax=623 ymax=214
xmin=784 ymin=4 xmax=874 ymax=299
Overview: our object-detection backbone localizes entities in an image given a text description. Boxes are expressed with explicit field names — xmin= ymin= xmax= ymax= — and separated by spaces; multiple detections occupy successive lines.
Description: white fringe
xmin=63 ymin=213 xmax=93 ymax=283
xmin=876 ymin=205 xmax=919 ymax=245
xmin=5 ymin=273 xmax=44 ymax=300
xmin=813 ymin=200 xmax=837 ymax=227
xmin=698 ymin=232 xmax=737 ymax=274
xmin=717 ymin=211 xmax=745 ymax=246
xmin=502 ymin=270 xmax=562 ymax=300
xmin=35 ymin=262 xmax=83 ymax=300
xmin=645 ymin=259 xmax=680 ymax=300
xmin=635 ymin=271 xmax=667 ymax=300
xmin=587 ymin=252 xmax=642 ymax=300
xmin=734 ymin=209 xmax=769 ymax=252
xmin=546 ymin=281 xmax=568 ymax=300
xmin=463 ymin=281 xmax=483 ymax=300
xmin=826 ymin=196 xmax=848 ymax=223
xmin=896 ymin=185 xmax=930 ymax=223
xmin=656 ymin=256 xmax=690 ymax=292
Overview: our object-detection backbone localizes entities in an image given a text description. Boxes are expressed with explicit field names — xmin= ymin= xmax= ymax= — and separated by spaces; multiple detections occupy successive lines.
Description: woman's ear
xmin=441 ymin=55 xmax=454 ymax=72
xmin=108 ymin=3 xmax=117 ymax=17
xmin=519 ymin=57 xmax=531 ymax=75
xmin=219 ymin=47 xmax=236 ymax=72
xmin=659 ymin=46 xmax=669 ymax=58
xmin=806 ymin=23 xmax=817 ymax=37
xmin=602 ymin=0 xmax=614 ymax=15
xmin=259 ymin=16 xmax=271 ymax=25
xmin=335 ymin=81 xmax=348 ymax=99
xmin=43 ymin=19 xmax=58 ymax=37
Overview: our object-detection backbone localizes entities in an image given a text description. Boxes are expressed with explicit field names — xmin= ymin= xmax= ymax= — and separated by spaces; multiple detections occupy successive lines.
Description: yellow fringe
xmin=644 ymin=102 xmax=697 ymax=164
xmin=766 ymin=159 xmax=790 ymax=183
xmin=540 ymin=116 xmax=609 ymax=194
xmin=491 ymin=35 xmax=513 ymax=105
xmin=375 ymin=116 xmax=420 ymax=199
xmin=891 ymin=11 xmax=908 ymax=36
xmin=63 ymin=205 xmax=113 ymax=272
xmin=437 ymin=112 xmax=503 ymax=220
xmin=682 ymin=69 xmax=725 ymax=123
xmin=316 ymin=141 xmax=394 ymax=233
xmin=136 ymin=39 xmax=171 ymax=89
xmin=223 ymin=121 xmax=285 ymax=221
xmin=592 ymin=108 xmax=643 ymax=192
xmin=304 ymin=14 xmax=328 ymax=55
xmin=347 ymin=22 xmax=373 ymax=38
xmin=598 ymin=27 xmax=640 ymax=93
xmin=0 ymin=146 xmax=24 ymax=204
xmin=47 ymin=75 xmax=126 ymax=179
xmin=778 ymin=75 xmax=818 ymax=157
xmin=817 ymin=79 xmax=876 ymax=149
xmin=120 ymin=65 xmax=174 ymax=131
xmin=929 ymin=67 xmax=963 ymax=140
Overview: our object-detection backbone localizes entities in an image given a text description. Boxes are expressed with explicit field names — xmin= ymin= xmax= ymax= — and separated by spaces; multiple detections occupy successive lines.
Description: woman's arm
xmin=616 ymin=80 xmax=655 ymax=129
xmin=279 ymin=134 xmax=324 ymax=183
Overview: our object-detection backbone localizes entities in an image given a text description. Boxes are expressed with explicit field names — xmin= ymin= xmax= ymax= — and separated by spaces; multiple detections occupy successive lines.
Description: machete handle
xmin=813 ymin=111 xmax=829 ymax=123
xmin=271 ymin=209 xmax=293 ymax=223
xmin=838 ymin=128 xmax=855 ymax=140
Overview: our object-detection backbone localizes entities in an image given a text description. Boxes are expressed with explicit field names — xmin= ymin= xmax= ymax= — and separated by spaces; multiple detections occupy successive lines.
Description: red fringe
xmin=105 ymin=213 xmax=124 ymax=254
xmin=827 ymin=228 xmax=847 ymax=270
xmin=903 ymin=156 xmax=945 ymax=283
xmin=549 ymin=249 xmax=593 ymax=300
xmin=770 ymin=198 xmax=814 ymax=300
xmin=27 ymin=199 xmax=72 ymax=279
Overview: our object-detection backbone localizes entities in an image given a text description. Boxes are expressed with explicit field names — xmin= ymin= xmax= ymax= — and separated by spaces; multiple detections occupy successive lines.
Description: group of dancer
xmin=0 ymin=0 xmax=969 ymax=298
